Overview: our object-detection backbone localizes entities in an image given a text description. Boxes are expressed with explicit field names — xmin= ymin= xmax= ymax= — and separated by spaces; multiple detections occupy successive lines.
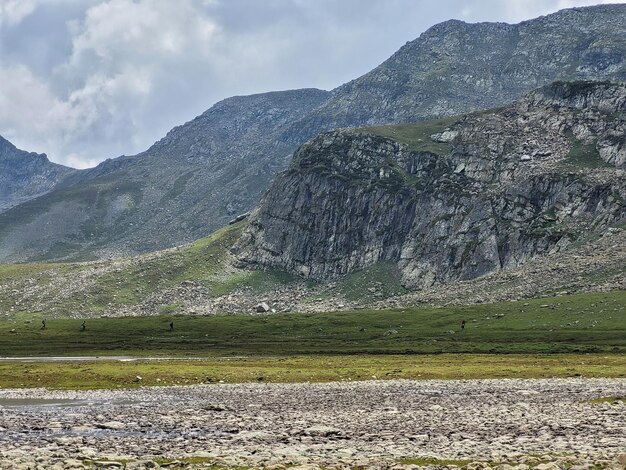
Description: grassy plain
xmin=0 ymin=290 xmax=624 ymax=389
xmin=1 ymin=354 xmax=624 ymax=390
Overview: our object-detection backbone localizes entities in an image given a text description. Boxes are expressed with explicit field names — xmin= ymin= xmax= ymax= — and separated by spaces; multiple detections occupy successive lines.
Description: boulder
xmin=255 ymin=302 xmax=271 ymax=313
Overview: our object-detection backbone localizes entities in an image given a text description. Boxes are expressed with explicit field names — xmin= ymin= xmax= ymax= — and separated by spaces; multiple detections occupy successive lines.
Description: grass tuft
xmin=366 ymin=116 xmax=460 ymax=155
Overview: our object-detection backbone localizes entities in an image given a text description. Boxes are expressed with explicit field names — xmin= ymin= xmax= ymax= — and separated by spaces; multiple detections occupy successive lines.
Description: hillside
xmin=0 ymin=89 xmax=329 ymax=262
xmin=235 ymin=81 xmax=626 ymax=288
xmin=1 ymin=94 xmax=625 ymax=320
xmin=0 ymin=136 xmax=75 ymax=213
xmin=1 ymin=4 xmax=625 ymax=262
xmin=0 ymin=214 xmax=624 ymax=321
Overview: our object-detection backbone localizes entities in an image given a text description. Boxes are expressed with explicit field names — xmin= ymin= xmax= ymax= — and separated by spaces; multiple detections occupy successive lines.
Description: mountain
xmin=0 ymin=208 xmax=624 ymax=319
xmin=0 ymin=136 xmax=75 ymax=213
xmin=1 ymin=4 xmax=625 ymax=262
xmin=285 ymin=4 xmax=626 ymax=143
xmin=234 ymin=81 xmax=626 ymax=288
xmin=0 ymin=89 xmax=329 ymax=262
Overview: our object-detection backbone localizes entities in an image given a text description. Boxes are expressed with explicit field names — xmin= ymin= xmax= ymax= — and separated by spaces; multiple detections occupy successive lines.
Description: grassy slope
xmin=1 ymin=291 xmax=624 ymax=357
xmin=0 ymin=221 xmax=419 ymax=318
xmin=366 ymin=116 xmax=459 ymax=154
xmin=0 ymin=221 xmax=300 ymax=318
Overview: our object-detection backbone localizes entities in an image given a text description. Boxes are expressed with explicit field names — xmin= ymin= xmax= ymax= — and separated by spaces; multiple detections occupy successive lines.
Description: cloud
xmin=1 ymin=0 xmax=222 ymax=166
xmin=0 ymin=0 xmax=38 ymax=27
xmin=1 ymin=0 xmax=623 ymax=168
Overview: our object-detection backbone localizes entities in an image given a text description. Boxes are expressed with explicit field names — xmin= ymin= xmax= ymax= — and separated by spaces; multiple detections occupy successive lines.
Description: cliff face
xmin=235 ymin=82 xmax=626 ymax=288
xmin=0 ymin=136 xmax=75 ymax=213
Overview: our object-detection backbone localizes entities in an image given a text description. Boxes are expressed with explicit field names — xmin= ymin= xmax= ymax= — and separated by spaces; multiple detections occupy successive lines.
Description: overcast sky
xmin=0 ymin=0 xmax=622 ymax=168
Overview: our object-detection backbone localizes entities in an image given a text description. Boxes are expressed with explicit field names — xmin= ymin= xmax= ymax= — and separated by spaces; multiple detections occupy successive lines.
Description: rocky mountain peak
xmin=286 ymin=4 xmax=626 ymax=144
xmin=1 ymin=5 xmax=624 ymax=263
xmin=0 ymin=136 xmax=75 ymax=213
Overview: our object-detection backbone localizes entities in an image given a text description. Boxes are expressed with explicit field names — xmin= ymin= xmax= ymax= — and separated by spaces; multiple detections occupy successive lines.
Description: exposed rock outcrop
xmin=235 ymin=81 xmax=626 ymax=288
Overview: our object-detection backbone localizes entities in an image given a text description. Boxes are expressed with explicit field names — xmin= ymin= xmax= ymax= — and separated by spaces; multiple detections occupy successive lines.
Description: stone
xmin=431 ymin=129 xmax=459 ymax=143
xmin=62 ymin=460 xmax=86 ymax=469
xmin=235 ymin=82 xmax=626 ymax=290
xmin=535 ymin=463 xmax=561 ymax=470
xmin=255 ymin=302 xmax=271 ymax=313
xmin=303 ymin=425 xmax=341 ymax=437
xmin=97 ymin=421 xmax=126 ymax=430
xmin=229 ymin=212 xmax=250 ymax=225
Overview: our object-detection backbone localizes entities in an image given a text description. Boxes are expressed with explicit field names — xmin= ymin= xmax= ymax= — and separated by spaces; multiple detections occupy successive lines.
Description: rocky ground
xmin=3 ymin=225 xmax=624 ymax=320
xmin=118 ymin=225 xmax=626 ymax=315
xmin=0 ymin=378 xmax=625 ymax=469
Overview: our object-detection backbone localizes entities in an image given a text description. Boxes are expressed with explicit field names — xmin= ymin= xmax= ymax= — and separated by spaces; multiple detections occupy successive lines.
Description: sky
xmin=0 ymin=0 xmax=623 ymax=168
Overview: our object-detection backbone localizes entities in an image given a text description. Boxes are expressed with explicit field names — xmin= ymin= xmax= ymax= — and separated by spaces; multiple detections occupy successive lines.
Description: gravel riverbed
xmin=0 ymin=378 xmax=625 ymax=469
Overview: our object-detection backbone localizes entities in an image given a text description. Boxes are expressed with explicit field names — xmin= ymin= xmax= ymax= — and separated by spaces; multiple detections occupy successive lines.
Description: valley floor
xmin=1 ymin=378 xmax=625 ymax=469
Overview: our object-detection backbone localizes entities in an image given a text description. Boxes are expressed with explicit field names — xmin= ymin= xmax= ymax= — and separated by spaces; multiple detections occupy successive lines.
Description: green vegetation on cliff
xmin=367 ymin=116 xmax=459 ymax=155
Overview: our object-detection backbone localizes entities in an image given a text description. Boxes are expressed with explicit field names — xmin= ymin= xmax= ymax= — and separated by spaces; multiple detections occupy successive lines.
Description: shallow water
xmin=0 ymin=397 xmax=140 ymax=408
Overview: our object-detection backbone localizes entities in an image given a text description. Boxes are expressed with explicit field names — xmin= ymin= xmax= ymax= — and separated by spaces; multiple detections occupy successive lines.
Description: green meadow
xmin=1 ymin=291 xmax=623 ymax=357
xmin=0 ymin=290 xmax=624 ymax=389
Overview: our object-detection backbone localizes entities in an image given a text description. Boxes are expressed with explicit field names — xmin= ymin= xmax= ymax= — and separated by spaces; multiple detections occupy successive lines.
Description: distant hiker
xmin=41 ymin=319 xmax=46 ymax=330
xmin=169 ymin=321 xmax=174 ymax=332
xmin=461 ymin=319 xmax=466 ymax=330
xmin=81 ymin=320 xmax=86 ymax=331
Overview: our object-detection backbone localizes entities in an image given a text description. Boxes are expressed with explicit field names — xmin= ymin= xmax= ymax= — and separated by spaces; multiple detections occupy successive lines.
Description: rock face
xmin=235 ymin=82 xmax=626 ymax=288
xmin=1 ymin=4 xmax=625 ymax=262
xmin=0 ymin=136 xmax=75 ymax=213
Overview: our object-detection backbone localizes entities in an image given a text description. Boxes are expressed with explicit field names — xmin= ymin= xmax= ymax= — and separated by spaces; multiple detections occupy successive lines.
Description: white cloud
xmin=0 ymin=0 xmax=38 ymax=27
xmin=1 ymin=0 xmax=223 ymax=166
xmin=0 ymin=63 xmax=72 ymax=146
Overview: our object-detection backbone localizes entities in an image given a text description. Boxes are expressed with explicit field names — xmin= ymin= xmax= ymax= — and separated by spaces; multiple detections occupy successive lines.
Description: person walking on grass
xmin=41 ymin=319 xmax=46 ymax=330
xmin=81 ymin=320 xmax=86 ymax=331
xmin=169 ymin=321 xmax=174 ymax=332
xmin=461 ymin=319 xmax=466 ymax=331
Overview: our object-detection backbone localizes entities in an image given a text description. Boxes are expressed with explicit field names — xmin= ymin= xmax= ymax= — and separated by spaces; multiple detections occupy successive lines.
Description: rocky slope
xmin=0 ymin=136 xmax=75 ymax=213
xmin=0 ymin=89 xmax=329 ymax=262
xmin=1 ymin=4 xmax=625 ymax=262
xmin=0 ymin=194 xmax=623 ymax=320
xmin=285 ymin=4 xmax=626 ymax=143
xmin=235 ymin=81 xmax=626 ymax=289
